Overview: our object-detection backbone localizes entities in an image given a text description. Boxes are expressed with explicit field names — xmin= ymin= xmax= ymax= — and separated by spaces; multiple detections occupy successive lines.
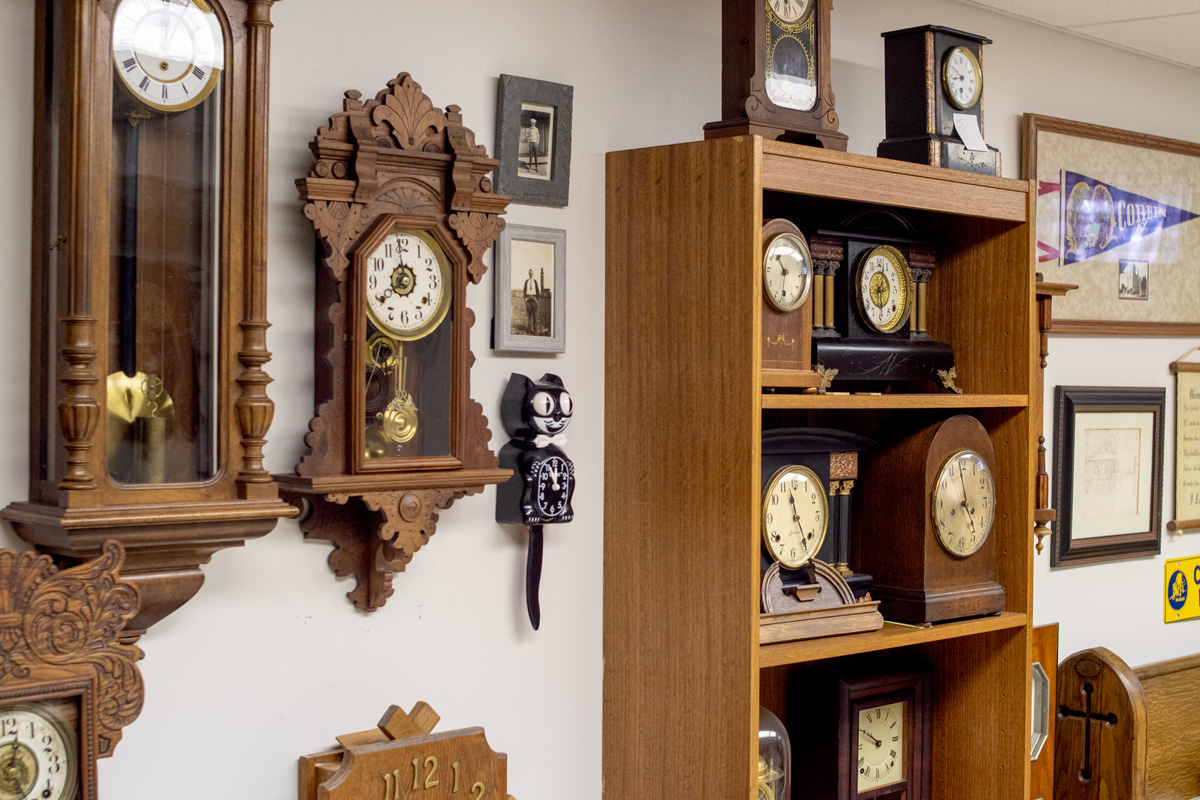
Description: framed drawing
xmin=1052 ymin=386 xmax=1165 ymax=568
xmin=495 ymin=75 xmax=574 ymax=207
xmin=1023 ymin=114 xmax=1200 ymax=335
xmin=494 ymin=224 xmax=566 ymax=353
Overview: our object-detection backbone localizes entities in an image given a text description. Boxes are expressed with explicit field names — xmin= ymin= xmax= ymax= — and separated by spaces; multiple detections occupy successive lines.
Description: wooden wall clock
xmin=704 ymin=0 xmax=847 ymax=149
xmin=0 ymin=541 xmax=144 ymax=800
xmin=276 ymin=73 xmax=512 ymax=612
xmin=854 ymin=414 xmax=1006 ymax=623
xmin=877 ymin=25 xmax=1000 ymax=175
xmin=2 ymin=0 xmax=296 ymax=639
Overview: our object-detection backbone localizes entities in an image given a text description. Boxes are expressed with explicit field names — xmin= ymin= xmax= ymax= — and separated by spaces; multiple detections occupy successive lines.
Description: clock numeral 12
xmin=382 ymin=760 xmax=486 ymax=797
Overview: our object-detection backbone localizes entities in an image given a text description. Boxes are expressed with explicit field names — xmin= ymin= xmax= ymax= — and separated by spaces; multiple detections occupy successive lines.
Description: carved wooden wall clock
xmin=276 ymin=73 xmax=512 ymax=612
xmin=705 ymin=0 xmax=847 ymax=148
xmin=2 ymin=0 xmax=296 ymax=639
xmin=0 ymin=541 xmax=144 ymax=800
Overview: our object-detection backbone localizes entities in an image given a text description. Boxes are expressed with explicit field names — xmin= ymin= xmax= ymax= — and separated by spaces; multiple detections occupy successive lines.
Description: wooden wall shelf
xmin=604 ymin=136 xmax=1037 ymax=799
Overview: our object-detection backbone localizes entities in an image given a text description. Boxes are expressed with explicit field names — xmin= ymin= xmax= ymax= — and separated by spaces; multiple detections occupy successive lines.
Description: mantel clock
xmin=276 ymin=74 xmax=512 ymax=612
xmin=2 ymin=0 xmax=296 ymax=638
xmin=704 ymin=0 xmax=847 ymax=148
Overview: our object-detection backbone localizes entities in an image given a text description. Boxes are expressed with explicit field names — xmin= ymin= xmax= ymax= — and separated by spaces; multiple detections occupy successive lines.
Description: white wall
xmin=0 ymin=1 xmax=1195 ymax=797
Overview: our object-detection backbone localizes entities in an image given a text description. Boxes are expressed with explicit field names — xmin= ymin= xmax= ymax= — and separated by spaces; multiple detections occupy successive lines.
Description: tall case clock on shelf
xmin=275 ymin=74 xmax=512 ymax=613
xmin=2 ymin=0 xmax=296 ymax=638
xmin=705 ymin=0 xmax=847 ymax=149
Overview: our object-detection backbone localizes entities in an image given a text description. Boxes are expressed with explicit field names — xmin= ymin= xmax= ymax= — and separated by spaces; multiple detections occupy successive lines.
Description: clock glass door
xmin=765 ymin=0 xmax=817 ymax=112
xmin=106 ymin=0 xmax=225 ymax=485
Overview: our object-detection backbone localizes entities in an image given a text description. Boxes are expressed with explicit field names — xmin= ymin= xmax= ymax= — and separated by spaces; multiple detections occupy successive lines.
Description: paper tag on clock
xmin=953 ymin=113 xmax=989 ymax=152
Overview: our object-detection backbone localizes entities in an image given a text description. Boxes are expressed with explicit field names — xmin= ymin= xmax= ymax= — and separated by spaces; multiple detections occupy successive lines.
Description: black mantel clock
xmin=704 ymin=0 xmax=847 ymax=149
xmin=877 ymin=25 xmax=1001 ymax=175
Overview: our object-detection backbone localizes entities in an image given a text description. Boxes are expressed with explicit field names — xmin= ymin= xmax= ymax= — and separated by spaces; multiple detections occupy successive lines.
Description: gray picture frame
xmin=494 ymin=224 xmax=566 ymax=353
xmin=494 ymin=75 xmax=573 ymax=207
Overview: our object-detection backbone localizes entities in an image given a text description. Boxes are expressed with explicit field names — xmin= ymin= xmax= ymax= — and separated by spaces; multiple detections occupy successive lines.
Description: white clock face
xmin=761 ymin=465 xmax=827 ymax=569
xmin=932 ymin=449 xmax=995 ymax=557
xmin=943 ymin=46 xmax=982 ymax=110
xmin=112 ymin=0 xmax=224 ymax=113
xmin=767 ymin=0 xmax=812 ymax=24
xmin=364 ymin=230 xmax=452 ymax=341
xmin=857 ymin=701 xmax=905 ymax=792
xmin=0 ymin=706 xmax=78 ymax=800
xmin=763 ymin=232 xmax=813 ymax=312
xmin=855 ymin=247 xmax=911 ymax=334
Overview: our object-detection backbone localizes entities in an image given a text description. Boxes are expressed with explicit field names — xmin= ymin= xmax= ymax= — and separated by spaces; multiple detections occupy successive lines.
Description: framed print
xmin=495 ymin=75 xmax=574 ymax=207
xmin=1168 ymin=348 xmax=1200 ymax=534
xmin=1023 ymin=114 xmax=1200 ymax=335
xmin=1052 ymin=386 xmax=1165 ymax=567
xmin=494 ymin=224 xmax=566 ymax=353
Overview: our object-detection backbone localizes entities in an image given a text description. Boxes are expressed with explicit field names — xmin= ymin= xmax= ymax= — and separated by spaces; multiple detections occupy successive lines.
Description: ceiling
xmin=953 ymin=0 xmax=1200 ymax=70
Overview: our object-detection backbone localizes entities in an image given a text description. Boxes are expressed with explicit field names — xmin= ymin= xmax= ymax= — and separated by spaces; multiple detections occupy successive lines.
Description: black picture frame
xmin=1052 ymin=386 xmax=1165 ymax=568
xmin=494 ymin=74 xmax=573 ymax=207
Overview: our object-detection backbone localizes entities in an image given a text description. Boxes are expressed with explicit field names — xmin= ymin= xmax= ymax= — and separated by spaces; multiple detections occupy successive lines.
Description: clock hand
xmin=860 ymin=728 xmax=882 ymax=747
xmin=788 ymin=491 xmax=810 ymax=550
xmin=957 ymin=470 xmax=978 ymax=533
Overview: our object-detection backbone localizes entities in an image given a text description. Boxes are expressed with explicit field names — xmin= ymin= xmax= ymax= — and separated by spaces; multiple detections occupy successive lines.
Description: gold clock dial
xmin=762 ymin=465 xmax=827 ymax=569
xmin=365 ymin=229 xmax=452 ymax=341
xmin=857 ymin=701 xmax=905 ymax=792
xmin=942 ymin=46 xmax=983 ymax=110
xmin=932 ymin=449 xmax=995 ymax=557
xmin=854 ymin=245 xmax=912 ymax=334
xmin=111 ymin=0 xmax=224 ymax=113
xmin=763 ymin=232 xmax=813 ymax=312
xmin=767 ymin=0 xmax=812 ymax=24
xmin=0 ymin=704 xmax=78 ymax=800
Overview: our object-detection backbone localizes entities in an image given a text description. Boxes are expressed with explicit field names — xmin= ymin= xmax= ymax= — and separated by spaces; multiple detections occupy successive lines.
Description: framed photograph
xmin=494 ymin=224 xmax=566 ymax=353
xmin=494 ymin=75 xmax=573 ymax=207
xmin=1023 ymin=114 xmax=1200 ymax=335
xmin=1052 ymin=386 xmax=1165 ymax=568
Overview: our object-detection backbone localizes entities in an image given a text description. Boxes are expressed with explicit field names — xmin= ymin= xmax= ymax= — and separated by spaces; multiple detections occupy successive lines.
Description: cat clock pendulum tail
xmin=496 ymin=373 xmax=576 ymax=629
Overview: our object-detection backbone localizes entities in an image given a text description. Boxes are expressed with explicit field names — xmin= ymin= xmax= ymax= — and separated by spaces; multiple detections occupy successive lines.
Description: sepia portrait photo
xmin=518 ymin=103 xmax=554 ymax=181
xmin=494 ymin=75 xmax=574 ymax=206
xmin=494 ymin=224 xmax=566 ymax=353
xmin=509 ymin=238 xmax=554 ymax=338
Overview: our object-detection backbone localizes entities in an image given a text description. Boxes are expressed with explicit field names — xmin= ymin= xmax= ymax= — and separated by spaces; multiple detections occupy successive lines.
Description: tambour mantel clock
xmin=2 ymin=0 xmax=296 ymax=638
xmin=274 ymin=73 xmax=512 ymax=612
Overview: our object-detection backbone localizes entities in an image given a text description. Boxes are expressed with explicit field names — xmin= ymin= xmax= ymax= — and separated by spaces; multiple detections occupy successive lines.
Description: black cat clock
xmin=496 ymin=373 xmax=576 ymax=629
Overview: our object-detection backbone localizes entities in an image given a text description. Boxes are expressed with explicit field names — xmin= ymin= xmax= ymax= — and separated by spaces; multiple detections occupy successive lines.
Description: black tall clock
xmin=809 ymin=209 xmax=958 ymax=391
xmin=877 ymin=25 xmax=1000 ymax=175
xmin=705 ymin=0 xmax=847 ymax=149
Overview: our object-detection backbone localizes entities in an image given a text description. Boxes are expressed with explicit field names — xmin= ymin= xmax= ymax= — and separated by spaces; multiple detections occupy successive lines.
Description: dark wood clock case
xmin=276 ymin=74 xmax=511 ymax=612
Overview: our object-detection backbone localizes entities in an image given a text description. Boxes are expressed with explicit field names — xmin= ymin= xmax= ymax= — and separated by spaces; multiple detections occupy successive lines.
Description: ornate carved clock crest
xmin=0 ymin=542 xmax=144 ymax=800
xmin=276 ymin=74 xmax=511 ymax=612
xmin=3 ymin=0 xmax=296 ymax=639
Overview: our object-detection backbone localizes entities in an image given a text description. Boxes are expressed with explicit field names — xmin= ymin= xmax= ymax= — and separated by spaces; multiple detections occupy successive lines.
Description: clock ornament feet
xmin=815 ymin=365 xmax=839 ymax=394
xmin=937 ymin=367 xmax=963 ymax=394
xmin=496 ymin=374 xmax=576 ymax=630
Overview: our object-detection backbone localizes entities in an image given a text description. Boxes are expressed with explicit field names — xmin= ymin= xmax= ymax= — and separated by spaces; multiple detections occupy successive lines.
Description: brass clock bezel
xmin=761 ymin=464 xmax=828 ymax=569
xmin=110 ymin=0 xmax=224 ymax=114
xmin=362 ymin=227 xmax=453 ymax=342
xmin=854 ymin=245 xmax=913 ymax=334
xmin=762 ymin=229 xmax=814 ymax=313
xmin=930 ymin=448 xmax=995 ymax=558
xmin=942 ymin=45 xmax=983 ymax=111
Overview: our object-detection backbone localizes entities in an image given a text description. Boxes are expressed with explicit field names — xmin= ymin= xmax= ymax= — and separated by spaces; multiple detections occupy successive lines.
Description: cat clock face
xmin=501 ymin=373 xmax=574 ymax=440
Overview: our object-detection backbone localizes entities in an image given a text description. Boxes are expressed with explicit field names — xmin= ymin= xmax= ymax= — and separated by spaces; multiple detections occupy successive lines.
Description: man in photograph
xmin=522 ymin=117 xmax=541 ymax=172
xmin=523 ymin=268 xmax=541 ymax=335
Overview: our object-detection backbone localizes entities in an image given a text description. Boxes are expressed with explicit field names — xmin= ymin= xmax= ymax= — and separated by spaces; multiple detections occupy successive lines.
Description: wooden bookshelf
xmin=604 ymin=136 xmax=1036 ymax=799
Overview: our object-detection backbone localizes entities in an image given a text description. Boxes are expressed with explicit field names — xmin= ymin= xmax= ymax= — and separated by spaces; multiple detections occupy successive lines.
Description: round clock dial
xmin=763 ymin=231 xmax=813 ymax=312
xmin=112 ymin=0 xmax=224 ymax=113
xmin=531 ymin=455 xmax=574 ymax=518
xmin=0 ymin=705 xmax=78 ymax=800
xmin=942 ymin=46 xmax=983 ymax=110
xmin=857 ymin=701 xmax=905 ymax=792
xmin=766 ymin=0 xmax=812 ymax=24
xmin=761 ymin=465 xmax=827 ymax=569
xmin=365 ymin=229 xmax=452 ymax=341
xmin=931 ymin=449 xmax=995 ymax=557
xmin=854 ymin=246 xmax=912 ymax=334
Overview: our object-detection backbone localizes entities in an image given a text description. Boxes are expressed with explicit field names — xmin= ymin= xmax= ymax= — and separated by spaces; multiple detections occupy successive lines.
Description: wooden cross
xmin=1058 ymin=682 xmax=1119 ymax=781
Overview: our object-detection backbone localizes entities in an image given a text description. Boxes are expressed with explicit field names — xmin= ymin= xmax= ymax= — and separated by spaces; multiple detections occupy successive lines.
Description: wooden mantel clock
xmin=0 ymin=541 xmax=144 ymax=800
xmin=2 ymin=0 xmax=297 ymax=638
xmin=275 ymin=73 xmax=512 ymax=612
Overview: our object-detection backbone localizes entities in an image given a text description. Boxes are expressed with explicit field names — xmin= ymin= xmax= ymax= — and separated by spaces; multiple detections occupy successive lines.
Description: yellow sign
xmin=1164 ymin=555 xmax=1200 ymax=623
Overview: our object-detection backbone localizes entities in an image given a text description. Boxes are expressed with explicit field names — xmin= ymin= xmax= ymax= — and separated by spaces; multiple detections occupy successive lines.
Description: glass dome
xmin=758 ymin=706 xmax=791 ymax=800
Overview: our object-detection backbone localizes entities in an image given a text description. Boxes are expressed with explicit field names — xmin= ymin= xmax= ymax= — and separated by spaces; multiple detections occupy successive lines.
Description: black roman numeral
xmin=123 ymin=57 xmax=137 ymax=72
xmin=138 ymin=76 xmax=150 ymax=92
xmin=192 ymin=66 xmax=206 ymax=80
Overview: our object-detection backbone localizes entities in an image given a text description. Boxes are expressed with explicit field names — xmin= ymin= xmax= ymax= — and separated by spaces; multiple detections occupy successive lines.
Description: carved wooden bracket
xmin=0 ymin=541 xmax=143 ymax=762
xmin=1034 ymin=277 xmax=1077 ymax=555
xmin=287 ymin=486 xmax=481 ymax=612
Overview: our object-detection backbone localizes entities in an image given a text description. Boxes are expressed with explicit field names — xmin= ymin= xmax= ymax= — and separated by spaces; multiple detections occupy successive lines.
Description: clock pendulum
xmin=496 ymin=373 xmax=577 ymax=629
